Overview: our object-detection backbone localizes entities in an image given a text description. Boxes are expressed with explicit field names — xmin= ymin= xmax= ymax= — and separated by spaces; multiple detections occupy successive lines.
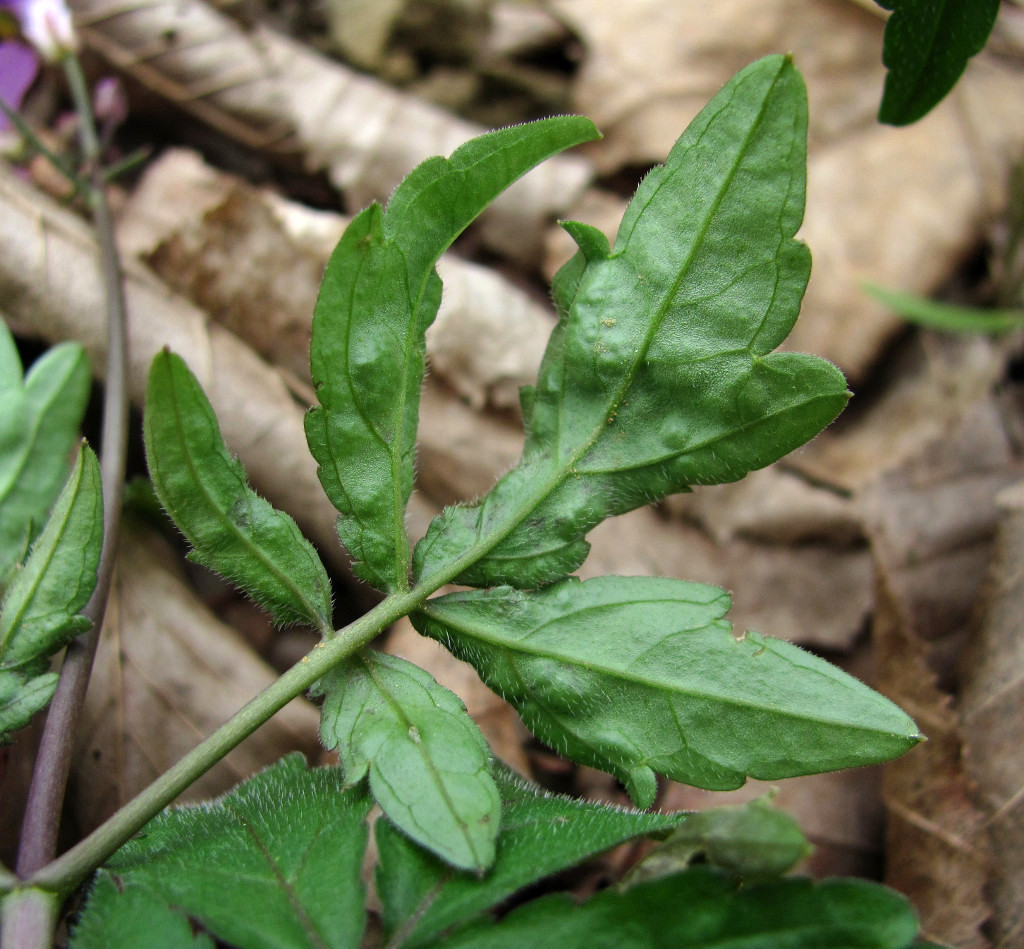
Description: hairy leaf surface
xmin=413 ymin=56 xmax=848 ymax=588
xmin=319 ymin=650 xmax=499 ymax=871
xmin=0 ymin=320 xmax=91 ymax=583
xmin=377 ymin=761 xmax=685 ymax=947
xmin=305 ymin=117 xmax=600 ymax=592
xmin=144 ymin=351 xmax=333 ymax=633
xmin=0 ymin=445 xmax=102 ymax=680
xmin=415 ymin=577 xmax=922 ymax=807
xmin=71 ymin=755 xmax=370 ymax=949
xmin=876 ymin=0 xmax=999 ymax=125
xmin=440 ymin=866 xmax=921 ymax=949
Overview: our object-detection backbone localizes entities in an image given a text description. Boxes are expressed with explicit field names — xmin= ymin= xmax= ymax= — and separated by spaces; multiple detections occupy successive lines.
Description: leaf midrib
xmin=164 ymin=368 xmax=329 ymax=633
xmin=419 ymin=603 xmax=905 ymax=737
xmin=419 ymin=66 xmax=786 ymax=585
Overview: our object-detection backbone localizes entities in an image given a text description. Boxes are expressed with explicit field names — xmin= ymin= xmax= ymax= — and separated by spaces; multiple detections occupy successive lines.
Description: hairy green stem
xmin=27 ymin=585 xmax=428 ymax=897
xmin=16 ymin=53 xmax=130 ymax=881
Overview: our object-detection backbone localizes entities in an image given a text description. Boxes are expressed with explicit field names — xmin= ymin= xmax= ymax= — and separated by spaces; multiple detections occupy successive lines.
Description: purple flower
xmin=0 ymin=0 xmax=75 ymax=131
xmin=0 ymin=40 xmax=37 ymax=132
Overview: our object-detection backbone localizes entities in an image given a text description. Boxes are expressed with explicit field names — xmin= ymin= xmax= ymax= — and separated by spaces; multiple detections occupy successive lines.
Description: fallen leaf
xmin=960 ymin=479 xmax=1024 ymax=947
xmin=73 ymin=0 xmax=594 ymax=264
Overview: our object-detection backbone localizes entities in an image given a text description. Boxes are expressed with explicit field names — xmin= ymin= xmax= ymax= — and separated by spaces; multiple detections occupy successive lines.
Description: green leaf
xmin=71 ymin=755 xmax=370 ymax=949
xmin=0 ymin=322 xmax=91 ymax=582
xmin=305 ymin=116 xmax=600 ymax=592
xmin=624 ymin=794 xmax=811 ymax=886
xmin=319 ymin=650 xmax=500 ymax=871
xmin=439 ymin=866 xmax=921 ymax=949
xmin=414 ymin=576 xmax=922 ymax=808
xmin=413 ymin=55 xmax=849 ymax=589
xmin=864 ymin=282 xmax=1024 ymax=333
xmin=876 ymin=0 xmax=1000 ymax=126
xmin=0 ymin=668 xmax=58 ymax=742
xmin=377 ymin=761 xmax=686 ymax=947
xmin=144 ymin=351 xmax=333 ymax=633
xmin=0 ymin=444 xmax=102 ymax=672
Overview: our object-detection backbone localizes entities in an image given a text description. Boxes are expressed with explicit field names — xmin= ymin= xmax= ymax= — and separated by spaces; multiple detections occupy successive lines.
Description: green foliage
xmin=319 ymin=650 xmax=500 ymax=871
xmin=413 ymin=55 xmax=848 ymax=588
xmin=122 ymin=54 xmax=929 ymax=947
xmin=864 ymin=282 xmax=1024 ymax=333
xmin=305 ymin=117 xmax=600 ymax=592
xmin=875 ymin=0 xmax=1000 ymax=126
xmin=415 ymin=576 xmax=920 ymax=807
xmin=0 ymin=320 xmax=92 ymax=585
xmin=0 ymin=444 xmax=102 ymax=741
xmin=440 ymin=866 xmax=921 ymax=948
xmin=71 ymin=756 xmax=372 ymax=949
xmin=624 ymin=794 xmax=811 ymax=885
xmin=144 ymin=350 xmax=334 ymax=634
xmin=376 ymin=761 xmax=686 ymax=947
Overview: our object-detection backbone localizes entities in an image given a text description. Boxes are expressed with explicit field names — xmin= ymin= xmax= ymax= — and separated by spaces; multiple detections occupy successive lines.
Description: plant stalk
xmin=26 ymin=584 xmax=427 ymax=897
xmin=0 ymin=887 xmax=59 ymax=947
xmin=15 ymin=53 xmax=130 ymax=880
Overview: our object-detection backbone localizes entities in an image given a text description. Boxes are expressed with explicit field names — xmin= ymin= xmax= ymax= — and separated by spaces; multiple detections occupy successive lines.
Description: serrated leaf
xmin=876 ymin=0 xmax=1000 ymax=126
xmin=377 ymin=760 xmax=685 ymax=948
xmin=0 ymin=321 xmax=91 ymax=582
xmin=0 ymin=444 xmax=101 ymax=674
xmin=71 ymin=755 xmax=371 ymax=949
xmin=0 ymin=668 xmax=58 ymax=742
xmin=305 ymin=116 xmax=600 ymax=592
xmin=413 ymin=55 xmax=849 ymax=589
xmin=624 ymin=794 xmax=810 ymax=887
xmin=144 ymin=351 xmax=333 ymax=633
xmin=440 ymin=866 xmax=921 ymax=949
xmin=319 ymin=650 xmax=500 ymax=871
xmin=414 ymin=576 xmax=922 ymax=808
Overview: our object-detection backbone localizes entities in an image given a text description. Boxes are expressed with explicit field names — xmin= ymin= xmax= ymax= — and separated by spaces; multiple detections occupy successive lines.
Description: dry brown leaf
xmin=961 ymin=479 xmax=1024 ymax=947
xmin=72 ymin=0 xmax=595 ymax=263
xmin=874 ymin=570 xmax=990 ymax=949
xmin=72 ymin=520 xmax=321 ymax=834
xmin=854 ymin=335 xmax=1021 ymax=947
xmin=0 ymin=162 xmax=355 ymax=586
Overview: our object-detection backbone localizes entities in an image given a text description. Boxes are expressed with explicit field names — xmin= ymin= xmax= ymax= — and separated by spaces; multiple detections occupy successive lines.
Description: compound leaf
xmin=377 ymin=761 xmax=686 ymax=948
xmin=319 ymin=650 xmax=500 ymax=871
xmin=440 ymin=866 xmax=921 ymax=949
xmin=0 ymin=321 xmax=91 ymax=583
xmin=0 ymin=444 xmax=102 ymax=688
xmin=144 ymin=351 xmax=333 ymax=633
xmin=414 ymin=576 xmax=922 ymax=808
xmin=306 ymin=117 xmax=600 ymax=592
xmin=876 ymin=0 xmax=1000 ymax=126
xmin=413 ymin=55 xmax=849 ymax=589
xmin=71 ymin=755 xmax=370 ymax=949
